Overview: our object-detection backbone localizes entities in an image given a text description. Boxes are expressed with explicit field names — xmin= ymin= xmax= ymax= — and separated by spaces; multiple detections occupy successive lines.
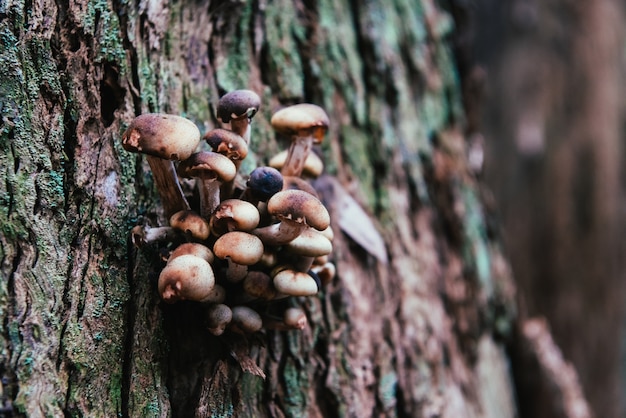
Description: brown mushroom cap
xmin=204 ymin=128 xmax=249 ymax=162
xmin=210 ymin=199 xmax=260 ymax=236
xmin=267 ymin=189 xmax=330 ymax=231
xmin=270 ymin=104 xmax=329 ymax=143
xmin=168 ymin=242 xmax=214 ymax=264
xmin=283 ymin=228 xmax=332 ymax=257
xmin=216 ymin=90 xmax=261 ymax=123
xmin=273 ymin=269 xmax=319 ymax=296
xmin=169 ymin=210 xmax=210 ymax=240
xmin=158 ymin=254 xmax=215 ymax=303
xmin=122 ymin=113 xmax=200 ymax=160
xmin=213 ymin=231 xmax=264 ymax=265
xmin=231 ymin=306 xmax=263 ymax=333
xmin=206 ymin=304 xmax=233 ymax=336
xmin=177 ymin=151 xmax=237 ymax=182
xmin=283 ymin=307 xmax=308 ymax=330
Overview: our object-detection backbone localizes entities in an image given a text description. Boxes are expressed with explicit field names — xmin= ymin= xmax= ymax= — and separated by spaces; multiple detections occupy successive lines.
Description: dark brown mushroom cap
xmin=203 ymin=128 xmax=249 ymax=162
xmin=216 ymin=90 xmax=261 ymax=123
xmin=267 ymin=189 xmax=330 ymax=231
xmin=122 ymin=113 xmax=201 ymax=160
xmin=177 ymin=151 xmax=237 ymax=182
xmin=270 ymin=104 xmax=329 ymax=143
xmin=213 ymin=231 xmax=264 ymax=265
xmin=246 ymin=166 xmax=284 ymax=200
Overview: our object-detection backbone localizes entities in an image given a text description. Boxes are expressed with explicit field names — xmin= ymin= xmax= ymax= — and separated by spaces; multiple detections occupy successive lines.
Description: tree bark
xmin=0 ymin=0 xmax=587 ymax=416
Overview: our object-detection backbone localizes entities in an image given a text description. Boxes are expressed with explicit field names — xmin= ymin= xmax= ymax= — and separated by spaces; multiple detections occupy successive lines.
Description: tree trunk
xmin=0 ymin=0 xmax=587 ymax=417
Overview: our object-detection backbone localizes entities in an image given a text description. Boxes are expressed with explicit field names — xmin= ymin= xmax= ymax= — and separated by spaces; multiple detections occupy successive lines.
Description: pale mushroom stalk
xmin=250 ymin=219 xmax=307 ymax=246
xmin=280 ymin=133 xmax=314 ymax=177
xmin=229 ymin=115 xmax=253 ymax=144
xmin=146 ymin=156 xmax=191 ymax=217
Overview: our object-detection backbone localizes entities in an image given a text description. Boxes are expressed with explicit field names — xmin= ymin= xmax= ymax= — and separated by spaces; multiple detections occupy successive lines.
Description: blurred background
xmin=454 ymin=0 xmax=626 ymax=417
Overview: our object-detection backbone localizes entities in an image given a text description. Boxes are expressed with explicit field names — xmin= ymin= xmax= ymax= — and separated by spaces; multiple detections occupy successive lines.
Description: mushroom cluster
xmin=123 ymin=90 xmax=336 ymax=335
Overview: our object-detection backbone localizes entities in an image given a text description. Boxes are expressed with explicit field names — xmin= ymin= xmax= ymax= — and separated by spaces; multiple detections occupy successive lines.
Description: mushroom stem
xmin=146 ymin=155 xmax=190 ymax=218
xmin=198 ymin=178 xmax=221 ymax=219
xmin=280 ymin=134 xmax=314 ymax=177
xmin=225 ymin=259 xmax=249 ymax=282
xmin=251 ymin=220 xmax=306 ymax=246
xmin=229 ymin=118 xmax=251 ymax=144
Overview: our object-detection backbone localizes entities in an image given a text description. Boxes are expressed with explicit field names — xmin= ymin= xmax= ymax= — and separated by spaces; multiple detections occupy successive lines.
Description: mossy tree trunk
xmin=0 ymin=0 xmax=582 ymax=417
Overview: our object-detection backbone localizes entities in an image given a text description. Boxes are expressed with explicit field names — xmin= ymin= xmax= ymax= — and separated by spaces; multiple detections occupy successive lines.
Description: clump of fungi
xmin=123 ymin=90 xmax=336 ymax=335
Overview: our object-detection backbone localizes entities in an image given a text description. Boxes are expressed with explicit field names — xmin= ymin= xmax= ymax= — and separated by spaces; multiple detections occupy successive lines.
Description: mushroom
xmin=282 ymin=227 xmax=333 ymax=272
xmin=205 ymin=304 xmax=233 ymax=336
xmin=213 ymin=231 xmax=264 ymax=282
xmin=131 ymin=224 xmax=179 ymax=247
xmin=272 ymin=268 xmax=319 ymax=297
xmin=204 ymin=128 xmax=249 ymax=198
xmin=168 ymin=242 xmax=214 ymax=264
xmin=242 ymin=270 xmax=278 ymax=300
xmin=122 ymin=113 xmax=200 ymax=218
xmin=281 ymin=175 xmax=319 ymax=197
xmin=311 ymin=261 xmax=336 ymax=287
xmin=209 ymin=199 xmax=260 ymax=237
xmin=262 ymin=307 xmax=308 ymax=331
xmin=230 ymin=306 xmax=263 ymax=333
xmin=177 ymin=151 xmax=236 ymax=218
xmin=158 ymin=254 xmax=215 ymax=303
xmin=251 ymin=189 xmax=330 ymax=246
xmin=269 ymin=149 xmax=324 ymax=179
xmin=216 ymin=90 xmax=261 ymax=144
xmin=169 ymin=210 xmax=210 ymax=241
xmin=270 ymin=103 xmax=329 ymax=177
xmin=239 ymin=166 xmax=284 ymax=205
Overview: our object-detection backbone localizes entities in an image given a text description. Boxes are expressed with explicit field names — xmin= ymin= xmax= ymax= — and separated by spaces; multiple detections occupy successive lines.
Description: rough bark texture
xmin=0 ymin=0 xmax=588 ymax=417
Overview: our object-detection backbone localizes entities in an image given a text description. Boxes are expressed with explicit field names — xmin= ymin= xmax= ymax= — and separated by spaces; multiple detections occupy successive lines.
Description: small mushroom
xmin=131 ymin=224 xmax=179 ymax=247
xmin=204 ymin=128 xmax=249 ymax=198
xmin=284 ymin=307 xmax=308 ymax=330
xmin=269 ymin=149 xmax=324 ymax=179
xmin=205 ymin=304 xmax=233 ymax=336
xmin=216 ymin=90 xmax=261 ymax=144
xmin=239 ymin=166 xmax=284 ymax=205
xmin=210 ymin=199 xmax=260 ymax=236
xmin=311 ymin=261 xmax=336 ymax=286
xmin=242 ymin=270 xmax=278 ymax=300
xmin=158 ymin=254 xmax=215 ymax=303
xmin=273 ymin=268 xmax=319 ymax=297
xmin=270 ymin=103 xmax=329 ymax=177
xmin=122 ymin=113 xmax=200 ymax=218
xmin=251 ymin=189 xmax=330 ymax=246
xmin=213 ymin=231 xmax=264 ymax=282
xmin=169 ymin=210 xmax=210 ymax=241
xmin=282 ymin=227 xmax=333 ymax=272
xmin=168 ymin=242 xmax=214 ymax=264
xmin=177 ymin=151 xmax=237 ymax=218
xmin=230 ymin=306 xmax=263 ymax=333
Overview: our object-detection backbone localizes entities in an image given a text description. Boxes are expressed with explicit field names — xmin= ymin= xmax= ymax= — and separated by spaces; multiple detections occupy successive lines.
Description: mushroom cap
xmin=210 ymin=199 xmax=260 ymax=236
xmin=231 ymin=306 xmax=263 ymax=333
xmin=267 ymin=189 xmax=330 ymax=231
xmin=177 ymin=151 xmax=237 ymax=182
xmin=270 ymin=104 xmax=329 ymax=143
xmin=206 ymin=304 xmax=233 ymax=334
xmin=122 ymin=113 xmax=201 ymax=160
xmin=216 ymin=90 xmax=261 ymax=123
xmin=283 ymin=307 xmax=307 ymax=330
xmin=169 ymin=242 xmax=214 ymax=264
xmin=213 ymin=231 xmax=264 ymax=265
xmin=158 ymin=254 xmax=215 ymax=303
xmin=283 ymin=228 xmax=332 ymax=257
xmin=242 ymin=271 xmax=277 ymax=300
xmin=204 ymin=128 xmax=249 ymax=162
xmin=169 ymin=210 xmax=210 ymax=240
xmin=269 ymin=150 xmax=324 ymax=178
xmin=273 ymin=269 xmax=319 ymax=296
xmin=246 ymin=166 xmax=284 ymax=201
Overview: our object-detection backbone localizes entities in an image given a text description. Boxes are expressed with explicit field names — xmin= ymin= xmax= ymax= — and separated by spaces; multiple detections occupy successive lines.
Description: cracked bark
xmin=0 ymin=0 xmax=591 ymax=417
